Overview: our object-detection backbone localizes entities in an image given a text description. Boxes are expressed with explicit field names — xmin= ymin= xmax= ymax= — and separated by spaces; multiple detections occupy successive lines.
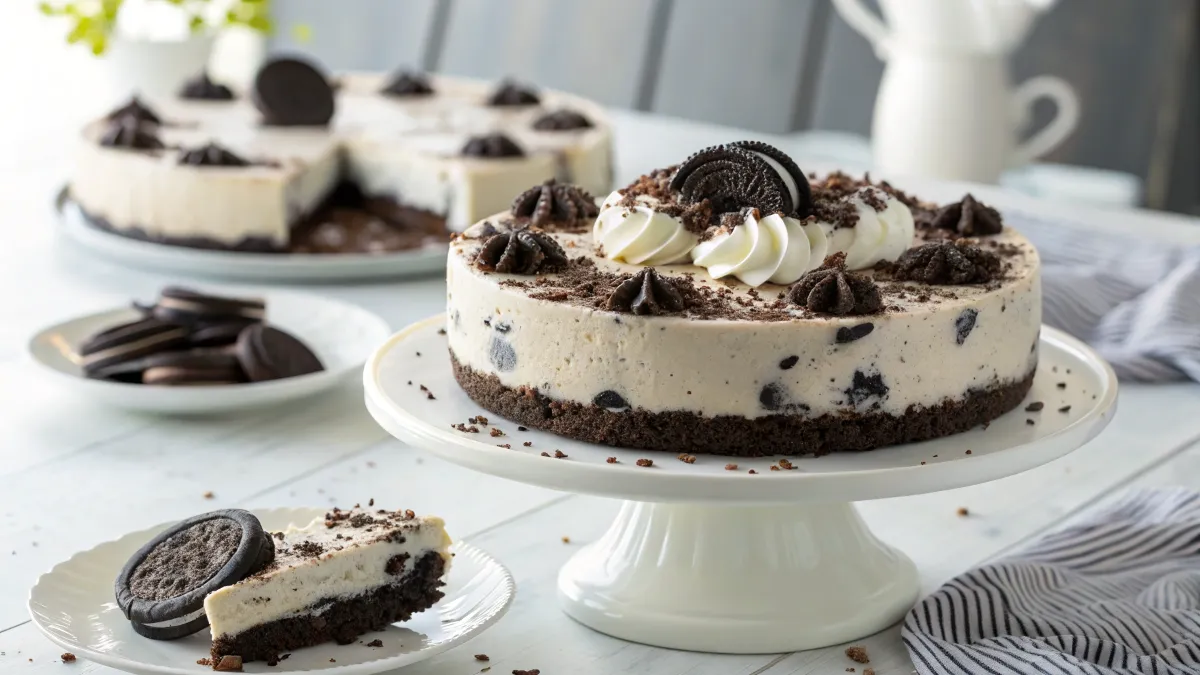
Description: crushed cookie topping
xmin=606 ymin=268 xmax=688 ymax=316
xmin=510 ymin=180 xmax=599 ymax=229
xmin=476 ymin=228 xmax=568 ymax=274
xmin=787 ymin=253 xmax=883 ymax=315
xmin=893 ymin=241 xmax=1000 ymax=284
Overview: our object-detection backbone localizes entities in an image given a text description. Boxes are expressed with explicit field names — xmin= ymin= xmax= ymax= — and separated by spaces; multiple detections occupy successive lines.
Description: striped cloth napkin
xmin=1010 ymin=211 xmax=1200 ymax=382
xmin=903 ymin=488 xmax=1200 ymax=674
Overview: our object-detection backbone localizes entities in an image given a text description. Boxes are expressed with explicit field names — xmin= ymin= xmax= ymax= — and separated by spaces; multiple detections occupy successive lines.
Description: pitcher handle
xmin=830 ymin=0 xmax=891 ymax=58
xmin=1010 ymin=75 xmax=1080 ymax=167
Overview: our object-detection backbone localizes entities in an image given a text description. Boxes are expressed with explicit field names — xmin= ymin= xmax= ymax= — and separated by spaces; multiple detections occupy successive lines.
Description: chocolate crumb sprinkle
xmin=845 ymin=646 xmax=870 ymax=663
xmin=636 ymin=458 xmax=654 ymax=467
xmin=1025 ymin=402 xmax=1044 ymax=412
xmin=365 ymin=639 xmax=383 ymax=648
xmin=1059 ymin=405 xmax=1072 ymax=413
xmin=475 ymin=654 xmax=490 ymax=662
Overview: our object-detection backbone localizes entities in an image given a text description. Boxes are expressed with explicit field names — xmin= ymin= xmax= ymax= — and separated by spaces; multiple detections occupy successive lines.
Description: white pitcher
xmin=832 ymin=0 xmax=1079 ymax=183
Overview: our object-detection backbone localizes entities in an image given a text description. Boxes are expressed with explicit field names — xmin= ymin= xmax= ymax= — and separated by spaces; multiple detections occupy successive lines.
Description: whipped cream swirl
xmin=690 ymin=209 xmax=829 ymax=287
xmin=593 ymin=191 xmax=698 ymax=265
xmin=822 ymin=186 xmax=915 ymax=270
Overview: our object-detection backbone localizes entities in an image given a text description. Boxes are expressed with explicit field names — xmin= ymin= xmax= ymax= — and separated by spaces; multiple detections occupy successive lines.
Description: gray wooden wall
xmin=269 ymin=0 xmax=1199 ymax=216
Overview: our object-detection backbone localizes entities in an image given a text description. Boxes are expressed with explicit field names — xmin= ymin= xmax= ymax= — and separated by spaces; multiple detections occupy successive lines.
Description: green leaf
xmin=290 ymin=22 xmax=311 ymax=43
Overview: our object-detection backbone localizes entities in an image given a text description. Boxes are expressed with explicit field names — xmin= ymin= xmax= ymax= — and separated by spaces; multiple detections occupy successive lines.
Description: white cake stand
xmin=363 ymin=316 xmax=1118 ymax=654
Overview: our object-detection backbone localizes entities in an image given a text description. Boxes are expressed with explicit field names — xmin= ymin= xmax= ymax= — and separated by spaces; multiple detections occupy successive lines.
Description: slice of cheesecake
xmin=204 ymin=506 xmax=451 ymax=664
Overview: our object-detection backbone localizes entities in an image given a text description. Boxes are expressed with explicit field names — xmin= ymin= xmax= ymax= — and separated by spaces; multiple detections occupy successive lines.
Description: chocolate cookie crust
xmin=209 ymin=551 xmax=446 ymax=664
xmin=451 ymin=355 xmax=1035 ymax=457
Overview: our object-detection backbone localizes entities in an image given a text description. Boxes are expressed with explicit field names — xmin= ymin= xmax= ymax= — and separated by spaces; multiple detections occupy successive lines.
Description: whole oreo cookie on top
xmin=252 ymin=57 xmax=336 ymax=126
xmin=115 ymin=510 xmax=274 ymax=640
xmin=235 ymin=324 xmax=324 ymax=382
xmin=729 ymin=140 xmax=813 ymax=218
xmin=150 ymin=287 xmax=265 ymax=326
xmin=669 ymin=144 xmax=792 ymax=216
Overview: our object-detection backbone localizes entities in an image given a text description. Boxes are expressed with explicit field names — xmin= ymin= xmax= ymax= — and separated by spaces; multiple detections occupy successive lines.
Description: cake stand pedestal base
xmin=557 ymin=500 xmax=918 ymax=653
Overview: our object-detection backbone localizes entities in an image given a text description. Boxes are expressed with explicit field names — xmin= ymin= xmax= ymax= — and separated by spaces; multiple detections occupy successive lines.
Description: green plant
xmin=38 ymin=0 xmax=274 ymax=55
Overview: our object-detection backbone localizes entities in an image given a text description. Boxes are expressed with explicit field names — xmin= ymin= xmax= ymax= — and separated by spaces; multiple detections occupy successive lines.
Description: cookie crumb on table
xmin=864 ymin=669 xmax=875 ymax=675
xmin=203 ymin=491 xmax=214 ymax=499
xmin=561 ymin=536 xmax=570 ymax=544
xmin=214 ymin=655 xmax=244 ymax=672
xmin=956 ymin=507 xmax=969 ymax=517
xmin=61 ymin=653 xmax=76 ymax=663
xmin=554 ymin=450 xmax=568 ymax=458
xmin=512 ymin=670 xmax=541 ymax=675
xmin=366 ymin=639 xmax=383 ymax=647
xmin=725 ymin=463 xmax=738 ymax=470
xmin=196 ymin=658 xmax=213 ymax=666
xmin=475 ymin=654 xmax=490 ymax=661
xmin=606 ymin=456 xmax=617 ymax=464
xmin=678 ymin=453 xmax=696 ymax=464
xmin=846 ymin=645 xmax=870 ymax=663
xmin=636 ymin=458 xmax=654 ymax=467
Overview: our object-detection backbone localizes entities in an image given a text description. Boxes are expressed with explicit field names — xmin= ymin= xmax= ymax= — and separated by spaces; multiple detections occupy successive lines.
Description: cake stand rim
xmin=365 ymin=315 xmax=1119 ymax=504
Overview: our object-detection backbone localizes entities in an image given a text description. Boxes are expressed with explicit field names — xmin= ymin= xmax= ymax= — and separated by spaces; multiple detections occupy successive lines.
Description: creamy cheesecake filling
xmin=204 ymin=514 xmax=451 ymax=640
xmin=71 ymin=73 xmax=614 ymax=245
xmin=447 ymin=224 xmax=1040 ymax=420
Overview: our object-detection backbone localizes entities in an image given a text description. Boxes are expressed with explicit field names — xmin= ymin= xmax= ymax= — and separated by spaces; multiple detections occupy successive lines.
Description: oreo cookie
xmin=252 ymin=57 xmax=335 ymax=127
xmin=669 ymin=145 xmax=792 ymax=216
xmin=115 ymin=510 xmax=274 ymax=640
xmin=80 ymin=318 xmax=189 ymax=378
xmin=730 ymin=140 xmax=812 ymax=218
xmin=141 ymin=349 xmax=247 ymax=386
xmin=150 ymin=287 xmax=265 ymax=326
xmin=188 ymin=321 xmax=251 ymax=348
xmin=235 ymin=324 xmax=324 ymax=382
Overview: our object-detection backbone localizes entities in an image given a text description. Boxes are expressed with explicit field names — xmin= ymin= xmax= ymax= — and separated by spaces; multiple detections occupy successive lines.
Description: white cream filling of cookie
xmin=204 ymin=515 xmax=451 ymax=640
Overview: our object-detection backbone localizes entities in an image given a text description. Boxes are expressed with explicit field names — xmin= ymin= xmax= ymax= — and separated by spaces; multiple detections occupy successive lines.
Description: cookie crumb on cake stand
xmin=364 ymin=316 xmax=1118 ymax=654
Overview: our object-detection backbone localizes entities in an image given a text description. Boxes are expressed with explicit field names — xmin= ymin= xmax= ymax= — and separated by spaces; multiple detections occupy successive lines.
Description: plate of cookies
xmin=27 ymin=287 xmax=391 ymax=414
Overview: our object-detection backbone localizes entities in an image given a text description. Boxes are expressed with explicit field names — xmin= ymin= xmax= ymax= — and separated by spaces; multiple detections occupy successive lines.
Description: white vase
xmin=104 ymin=34 xmax=215 ymax=103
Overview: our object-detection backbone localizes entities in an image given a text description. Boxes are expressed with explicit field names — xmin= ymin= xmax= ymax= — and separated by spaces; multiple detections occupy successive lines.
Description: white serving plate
xmin=27 ymin=507 xmax=514 ymax=675
xmin=28 ymin=290 xmax=391 ymax=414
xmin=59 ymin=199 xmax=447 ymax=283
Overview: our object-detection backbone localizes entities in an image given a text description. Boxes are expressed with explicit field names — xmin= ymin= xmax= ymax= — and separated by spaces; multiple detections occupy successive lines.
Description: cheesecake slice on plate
xmin=204 ymin=506 xmax=452 ymax=664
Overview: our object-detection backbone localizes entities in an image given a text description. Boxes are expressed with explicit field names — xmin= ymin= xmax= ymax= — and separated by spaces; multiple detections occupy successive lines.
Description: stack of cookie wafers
xmin=79 ymin=287 xmax=324 ymax=386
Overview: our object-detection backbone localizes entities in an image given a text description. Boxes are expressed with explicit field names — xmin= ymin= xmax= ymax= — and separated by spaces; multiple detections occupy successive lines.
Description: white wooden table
xmin=2 ymin=110 xmax=1200 ymax=675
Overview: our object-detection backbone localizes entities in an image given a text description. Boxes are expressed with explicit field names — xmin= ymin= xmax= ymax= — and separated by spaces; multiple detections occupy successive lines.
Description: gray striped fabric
xmin=1011 ymin=212 xmax=1200 ymax=382
xmin=903 ymin=488 xmax=1200 ymax=675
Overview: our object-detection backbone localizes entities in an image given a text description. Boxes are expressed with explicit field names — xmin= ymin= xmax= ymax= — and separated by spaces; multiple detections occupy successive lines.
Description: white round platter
xmin=363 ymin=316 xmax=1118 ymax=654
xmin=28 ymin=290 xmax=391 ymax=414
xmin=27 ymin=507 xmax=514 ymax=675
xmin=58 ymin=198 xmax=446 ymax=283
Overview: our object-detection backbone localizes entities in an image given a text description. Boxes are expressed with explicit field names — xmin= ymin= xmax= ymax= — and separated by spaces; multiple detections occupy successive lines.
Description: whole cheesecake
xmin=445 ymin=143 xmax=1041 ymax=457
xmin=69 ymin=59 xmax=613 ymax=254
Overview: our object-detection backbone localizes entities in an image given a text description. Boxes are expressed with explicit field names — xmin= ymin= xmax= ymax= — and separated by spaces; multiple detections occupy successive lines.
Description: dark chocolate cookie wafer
xmin=188 ymin=321 xmax=252 ymax=348
xmin=150 ymin=287 xmax=265 ymax=325
xmin=668 ymin=144 xmax=792 ymax=216
xmin=252 ymin=57 xmax=335 ymax=126
xmin=235 ymin=324 xmax=324 ymax=382
xmin=80 ymin=318 xmax=189 ymax=378
xmin=141 ymin=349 xmax=247 ymax=386
xmin=115 ymin=510 xmax=273 ymax=640
xmin=90 ymin=348 xmax=245 ymax=385
xmin=730 ymin=140 xmax=813 ymax=217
